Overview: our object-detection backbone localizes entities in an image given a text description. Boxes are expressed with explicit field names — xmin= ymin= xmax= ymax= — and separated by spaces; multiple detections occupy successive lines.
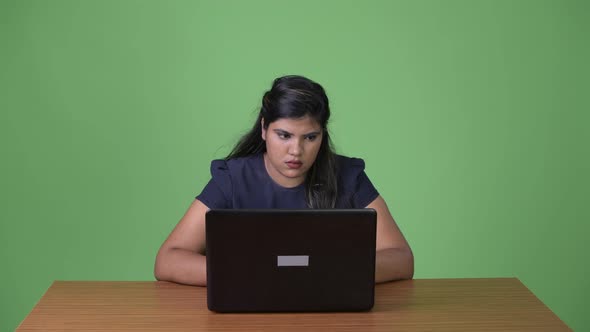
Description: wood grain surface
xmin=17 ymin=278 xmax=571 ymax=331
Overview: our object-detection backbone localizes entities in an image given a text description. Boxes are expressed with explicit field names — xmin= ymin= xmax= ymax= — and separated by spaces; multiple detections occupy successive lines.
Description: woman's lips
xmin=286 ymin=161 xmax=303 ymax=169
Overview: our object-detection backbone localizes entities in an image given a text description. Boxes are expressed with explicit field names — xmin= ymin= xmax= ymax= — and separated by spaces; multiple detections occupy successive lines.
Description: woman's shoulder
xmin=334 ymin=154 xmax=379 ymax=203
xmin=209 ymin=154 xmax=262 ymax=174
xmin=334 ymin=154 xmax=369 ymax=186
xmin=335 ymin=154 xmax=367 ymax=172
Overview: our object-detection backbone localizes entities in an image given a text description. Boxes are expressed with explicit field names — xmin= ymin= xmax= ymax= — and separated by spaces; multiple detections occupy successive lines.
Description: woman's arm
xmin=154 ymin=199 xmax=209 ymax=286
xmin=155 ymin=196 xmax=412 ymax=285
xmin=366 ymin=196 xmax=414 ymax=283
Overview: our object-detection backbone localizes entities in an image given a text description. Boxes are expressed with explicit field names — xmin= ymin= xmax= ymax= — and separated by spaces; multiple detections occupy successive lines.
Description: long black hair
xmin=226 ymin=75 xmax=338 ymax=208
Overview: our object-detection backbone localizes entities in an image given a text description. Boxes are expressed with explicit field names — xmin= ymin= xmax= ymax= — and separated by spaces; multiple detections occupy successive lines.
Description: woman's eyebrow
xmin=273 ymin=129 xmax=293 ymax=135
xmin=273 ymin=129 xmax=321 ymax=137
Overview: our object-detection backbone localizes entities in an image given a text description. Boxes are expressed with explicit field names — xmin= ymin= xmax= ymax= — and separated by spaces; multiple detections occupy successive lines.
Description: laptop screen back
xmin=206 ymin=209 xmax=377 ymax=312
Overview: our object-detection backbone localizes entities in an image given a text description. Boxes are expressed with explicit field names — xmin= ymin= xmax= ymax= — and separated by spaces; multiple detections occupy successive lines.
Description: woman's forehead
xmin=269 ymin=116 xmax=322 ymax=133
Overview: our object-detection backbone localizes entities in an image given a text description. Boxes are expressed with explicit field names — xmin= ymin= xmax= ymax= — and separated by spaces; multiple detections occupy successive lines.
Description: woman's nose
xmin=289 ymin=139 xmax=303 ymax=155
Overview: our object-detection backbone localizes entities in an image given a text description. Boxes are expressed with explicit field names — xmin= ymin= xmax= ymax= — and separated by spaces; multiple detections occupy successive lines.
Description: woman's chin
xmin=279 ymin=170 xmax=306 ymax=183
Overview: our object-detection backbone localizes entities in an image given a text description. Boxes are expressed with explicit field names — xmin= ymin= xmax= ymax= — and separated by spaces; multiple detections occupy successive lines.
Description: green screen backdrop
xmin=1 ymin=1 xmax=588 ymax=330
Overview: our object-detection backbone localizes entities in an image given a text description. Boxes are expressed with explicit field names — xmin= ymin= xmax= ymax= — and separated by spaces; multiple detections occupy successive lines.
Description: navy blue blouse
xmin=196 ymin=153 xmax=379 ymax=209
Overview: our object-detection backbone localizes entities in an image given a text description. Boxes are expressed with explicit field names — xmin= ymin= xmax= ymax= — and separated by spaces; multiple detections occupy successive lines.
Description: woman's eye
xmin=306 ymin=135 xmax=317 ymax=141
xmin=278 ymin=133 xmax=291 ymax=139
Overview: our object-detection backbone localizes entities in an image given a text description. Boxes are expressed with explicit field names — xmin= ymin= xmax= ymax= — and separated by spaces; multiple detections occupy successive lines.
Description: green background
xmin=1 ymin=0 xmax=588 ymax=330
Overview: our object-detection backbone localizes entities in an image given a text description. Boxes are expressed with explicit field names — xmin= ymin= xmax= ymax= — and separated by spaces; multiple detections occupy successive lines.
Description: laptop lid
xmin=205 ymin=209 xmax=377 ymax=312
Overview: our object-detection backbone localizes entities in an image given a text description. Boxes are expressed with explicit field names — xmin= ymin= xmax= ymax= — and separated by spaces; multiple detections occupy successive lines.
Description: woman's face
xmin=261 ymin=116 xmax=323 ymax=188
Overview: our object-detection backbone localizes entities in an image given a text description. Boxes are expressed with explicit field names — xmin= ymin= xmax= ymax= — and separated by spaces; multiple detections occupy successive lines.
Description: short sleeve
xmin=344 ymin=157 xmax=380 ymax=208
xmin=195 ymin=159 xmax=233 ymax=209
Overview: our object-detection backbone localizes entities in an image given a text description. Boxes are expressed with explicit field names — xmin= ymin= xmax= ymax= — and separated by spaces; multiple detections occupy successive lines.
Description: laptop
xmin=205 ymin=209 xmax=377 ymax=312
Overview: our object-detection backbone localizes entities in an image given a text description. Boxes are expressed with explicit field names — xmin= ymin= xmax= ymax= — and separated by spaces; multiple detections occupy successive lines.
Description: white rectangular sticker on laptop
xmin=277 ymin=255 xmax=309 ymax=267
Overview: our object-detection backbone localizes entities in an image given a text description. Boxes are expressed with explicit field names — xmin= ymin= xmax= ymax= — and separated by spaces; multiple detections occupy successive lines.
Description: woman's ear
xmin=261 ymin=119 xmax=266 ymax=141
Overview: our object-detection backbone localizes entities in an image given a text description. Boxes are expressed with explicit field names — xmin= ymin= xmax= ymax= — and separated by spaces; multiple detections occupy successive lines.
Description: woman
xmin=154 ymin=75 xmax=414 ymax=286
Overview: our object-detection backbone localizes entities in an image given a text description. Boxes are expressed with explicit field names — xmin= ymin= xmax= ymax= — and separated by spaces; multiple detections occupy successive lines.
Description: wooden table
xmin=18 ymin=278 xmax=570 ymax=331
